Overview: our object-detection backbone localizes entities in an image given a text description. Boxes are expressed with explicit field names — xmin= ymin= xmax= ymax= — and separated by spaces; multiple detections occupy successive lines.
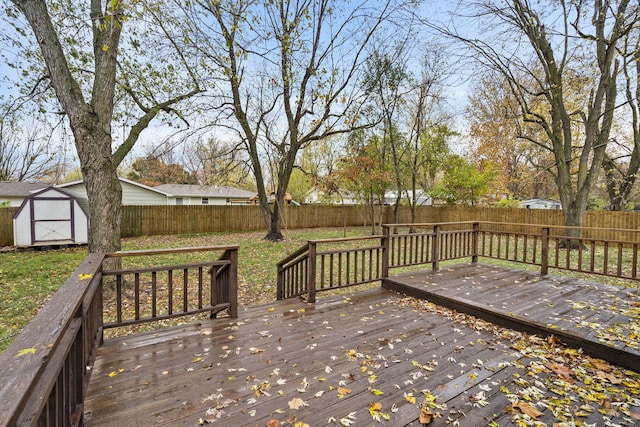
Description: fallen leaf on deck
xmin=419 ymin=406 xmax=437 ymax=425
xmin=513 ymin=401 xmax=543 ymax=419
xmin=337 ymin=386 xmax=352 ymax=395
xmin=547 ymin=361 xmax=574 ymax=382
xmin=288 ymin=397 xmax=308 ymax=409
xmin=16 ymin=347 xmax=37 ymax=357
xmin=265 ymin=418 xmax=280 ymax=427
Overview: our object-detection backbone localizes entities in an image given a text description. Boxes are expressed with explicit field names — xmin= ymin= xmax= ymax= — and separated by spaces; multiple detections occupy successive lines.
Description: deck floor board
xmin=84 ymin=264 xmax=640 ymax=426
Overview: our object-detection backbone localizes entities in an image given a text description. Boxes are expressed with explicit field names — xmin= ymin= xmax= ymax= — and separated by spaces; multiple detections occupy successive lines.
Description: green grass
xmin=0 ymin=248 xmax=87 ymax=351
xmin=0 ymin=226 xmax=368 ymax=352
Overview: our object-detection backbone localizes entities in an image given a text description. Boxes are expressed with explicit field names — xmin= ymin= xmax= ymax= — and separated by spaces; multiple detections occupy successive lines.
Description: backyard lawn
xmin=0 ymin=227 xmax=368 ymax=353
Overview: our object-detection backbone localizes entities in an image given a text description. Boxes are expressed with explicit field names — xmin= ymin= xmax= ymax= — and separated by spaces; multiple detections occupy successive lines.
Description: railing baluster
xmin=168 ymin=269 xmax=173 ymax=315
xmin=116 ymin=274 xmax=122 ymax=324
xmin=134 ymin=273 xmax=140 ymax=320
xmin=183 ymin=268 xmax=189 ymax=313
xmin=617 ymin=243 xmax=623 ymax=277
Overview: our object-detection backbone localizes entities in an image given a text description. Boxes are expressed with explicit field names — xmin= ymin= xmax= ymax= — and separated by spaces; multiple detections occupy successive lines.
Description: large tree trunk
xmin=263 ymin=202 xmax=285 ymax=241
xmin=76 ymin=132 xmax=122 ymax=254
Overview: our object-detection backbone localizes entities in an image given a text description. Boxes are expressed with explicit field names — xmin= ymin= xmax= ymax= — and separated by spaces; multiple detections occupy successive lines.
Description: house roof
xmin=57 ymin=177 xmax=172 ymax=196
xmin=520 ymin=198 xmax=561 ymax=204
xmin=0 ymin=181 xmax=49 ymax=197
xmin=154 ymin=184 xmax=255 ymax=199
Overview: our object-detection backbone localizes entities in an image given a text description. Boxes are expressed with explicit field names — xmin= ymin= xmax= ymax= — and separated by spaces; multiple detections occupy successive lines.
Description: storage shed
xmin=13 ymin=187 xmax=89 ymax=247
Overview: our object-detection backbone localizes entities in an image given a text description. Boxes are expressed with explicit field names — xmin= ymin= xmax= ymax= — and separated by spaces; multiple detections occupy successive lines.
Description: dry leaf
xmin=513 ymin=401 xmax=543 ymax=419
xmin=419 ymin=406 xmax=436 ymax=425
xmin=587 ymin=357 xmax=612 ymax=371
xmin=337 ymin=386 xmax=352 ymax=395
xmin=265 ymin=419 xmax=280 ymax=427
xmin=288 ymin=397 xmax=308 ymax=410
xmin=547 ymin=361 xmax=574 ymax=382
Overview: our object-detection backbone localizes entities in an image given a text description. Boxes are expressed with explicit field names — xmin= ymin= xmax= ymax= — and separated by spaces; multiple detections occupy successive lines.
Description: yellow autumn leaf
xmin=369 ymin=388 xmax=384 ymax=396
xmin=369 ymin=402 xmax=382 ymax=417
xmin=268 ymin=307 xmax=275 ymax=312
xmin=78 ymin=273 xmax=93 ymax=280
xmin=16 ymin=347 xmax=36 ymax=357
xmin=108 ymin=371 xmax=118 ymax=377
xmin=405 ymin=392 xmax=417 ymax=404
xmin=102 ymin=44 xmax=109 ymax=51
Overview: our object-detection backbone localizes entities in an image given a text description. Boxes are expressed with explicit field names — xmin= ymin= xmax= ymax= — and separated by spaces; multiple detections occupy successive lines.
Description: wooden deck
xmin=383 ymin=263 xmax=640 ymax=371
xmin=84 ymin=264 xmax=640 ymax=426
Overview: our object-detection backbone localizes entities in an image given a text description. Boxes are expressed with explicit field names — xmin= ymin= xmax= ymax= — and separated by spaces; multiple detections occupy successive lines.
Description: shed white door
xmin=32 ymin=198 xmax=74 ymax=243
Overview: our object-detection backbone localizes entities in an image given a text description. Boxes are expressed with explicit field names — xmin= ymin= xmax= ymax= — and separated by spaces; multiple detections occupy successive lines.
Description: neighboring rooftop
xmin=154 ymin=183 xmax=255 ymax=198
xmin=0 ymin=181 xmax=48 ymax=196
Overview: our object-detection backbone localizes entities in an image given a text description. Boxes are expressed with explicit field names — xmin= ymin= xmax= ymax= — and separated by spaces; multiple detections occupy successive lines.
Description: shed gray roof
xmin=154 ymin=184 xmax=255 ymax=199
xmin=0 ymin=181 xmax=48 ymax=197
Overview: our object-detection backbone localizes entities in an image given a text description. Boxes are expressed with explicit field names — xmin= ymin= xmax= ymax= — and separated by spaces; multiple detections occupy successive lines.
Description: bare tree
xmin=0 ymin=102 xmax=68 ymax=182
xmin=435 ymin=0 xmax=638 ymax=231
xmin=184 ymin=136 xmax=254 ymax=188
xmin=602 ymin=27 xmax=640 ymax=210
xmin=182 ymin=0 xmax=413 ymax=240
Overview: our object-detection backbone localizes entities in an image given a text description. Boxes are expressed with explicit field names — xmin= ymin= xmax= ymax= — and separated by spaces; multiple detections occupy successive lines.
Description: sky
xmin=0 ymin=0 xmax=477 ymax=172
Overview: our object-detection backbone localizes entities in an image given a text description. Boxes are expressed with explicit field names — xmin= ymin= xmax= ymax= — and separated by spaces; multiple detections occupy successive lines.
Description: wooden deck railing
xmin=277 ymin=222 xmax=640 ymax=302
xmin=102 ymin=246 xmax=239 ymax=328
xmin=0 ymin=246 xmax=238 ymax=427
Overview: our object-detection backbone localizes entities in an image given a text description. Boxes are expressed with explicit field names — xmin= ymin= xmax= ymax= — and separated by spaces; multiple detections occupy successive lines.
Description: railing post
xmin=308 ymin=241 xmax=317 ymax=303
xmin=381 ymin=225 xmax=390 ymax=279
xmin=276 ymin=260 xmax=284 ymax=300
xmin=432 ymin=225 xmax=440 ymax=271
xmin=471 ymin=222 xmax=479 ymax=265
xmin=227 ymin=248 xmax=239 ymax=318
xmin=541 ymin=227 xmax=549 ymax=276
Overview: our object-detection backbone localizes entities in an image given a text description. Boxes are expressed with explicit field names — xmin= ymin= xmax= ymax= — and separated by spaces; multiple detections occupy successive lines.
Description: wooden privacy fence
xmin=3 ymin=205 xmax=640 ymax=246
xmin=0 ymin=246 xmax=239 ymax=427
xmin=276 ymin=221 xmax=640 ymax=302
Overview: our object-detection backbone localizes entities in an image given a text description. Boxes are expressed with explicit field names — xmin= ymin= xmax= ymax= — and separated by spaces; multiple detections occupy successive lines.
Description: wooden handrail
xmin=278 ymin=221 xmax=640 ymax=303
xmin=0 ymin=254 xmax=105 ymax=426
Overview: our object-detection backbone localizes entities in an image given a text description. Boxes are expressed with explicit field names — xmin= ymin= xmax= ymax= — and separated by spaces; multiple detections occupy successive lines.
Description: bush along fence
xmin=3 ymin=204 xmax=640 ymax=246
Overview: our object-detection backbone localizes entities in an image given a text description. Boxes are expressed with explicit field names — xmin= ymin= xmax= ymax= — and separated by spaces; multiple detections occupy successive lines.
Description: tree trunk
xmin=72 ymin=122 xmax=122 ymax=265
xmin=260 ymin=197 xmax=285 ymax=241
xmin=561 ymin=200 xmax=585 ymax=248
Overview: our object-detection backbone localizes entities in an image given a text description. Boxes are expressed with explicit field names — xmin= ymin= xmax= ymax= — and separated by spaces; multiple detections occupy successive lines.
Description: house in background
xmin=384 ymin=190 xmax=433 ymax=206
xmin=249 ymin=191 xmax=301 ymax=206
xmin=57 ymin=178 xmax=171 ymax=208
xmin=303 ymin=188 xmax=358 ymax=205
xmin=2 ymin=179 xmax=256 ymax=208
xmin=154 ymin=184 xmax=255 ymax=205
xmin=0 ymin=181 xmax=48 ymax=207
xmin=519 ymin=198 xmax=562 ymax=210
